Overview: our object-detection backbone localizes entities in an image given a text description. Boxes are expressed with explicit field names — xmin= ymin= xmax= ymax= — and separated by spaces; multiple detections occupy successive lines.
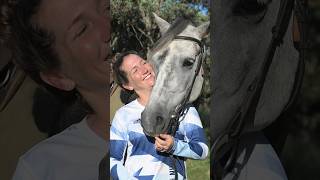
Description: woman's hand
xmin=155 ymin=134 xmax=174 ymax=153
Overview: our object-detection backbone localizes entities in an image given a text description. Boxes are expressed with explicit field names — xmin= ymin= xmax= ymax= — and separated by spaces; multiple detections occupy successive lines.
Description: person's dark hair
xmin=112 ymin=50 xmax=141 ymax=89
xmin=5 ymin=0 xmax=59 ymax=86
xmin=2 ymin=0 xmax=91 ymax=107
xmin=32 ymin=87 xmax=87 ymax=137
xmin=112 ymin=50 xmax=142 ymax=104
xmin=0 ymin=0 xmax=92 ymax=134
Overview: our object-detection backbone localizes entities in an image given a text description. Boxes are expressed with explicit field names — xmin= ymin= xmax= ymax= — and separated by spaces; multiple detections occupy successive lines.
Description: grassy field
xmin=186 ymin=154 xmax=210 ymax=179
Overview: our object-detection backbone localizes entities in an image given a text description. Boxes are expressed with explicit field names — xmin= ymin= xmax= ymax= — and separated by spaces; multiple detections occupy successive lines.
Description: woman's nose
xmin=141 ymin=67 xmax=148 ymax=74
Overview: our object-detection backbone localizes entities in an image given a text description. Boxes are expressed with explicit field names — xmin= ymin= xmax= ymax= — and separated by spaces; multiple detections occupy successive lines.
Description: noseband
xmin=167 ymin=35 xmax=206 ymax=136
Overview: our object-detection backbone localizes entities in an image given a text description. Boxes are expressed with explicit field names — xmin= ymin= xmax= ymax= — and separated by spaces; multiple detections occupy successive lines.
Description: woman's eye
xmin=74 ymin=25 xmax=87 ymax=39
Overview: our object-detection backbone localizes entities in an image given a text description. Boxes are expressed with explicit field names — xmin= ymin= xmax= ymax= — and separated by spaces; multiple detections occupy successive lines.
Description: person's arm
xmin=171 ymin=107 xmax=209 ymax=160
xmin=110 ymin=112 xmax=135 ymax=180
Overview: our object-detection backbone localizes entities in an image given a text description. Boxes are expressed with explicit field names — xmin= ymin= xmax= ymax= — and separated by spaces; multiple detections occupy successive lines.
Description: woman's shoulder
xmin=13 ymin=119 xmax=106 ymax=179
xmin=19 ymin=118 xmax=105 ymax=164
xmin=114 ymin=99 xmax=142 ymax=116
xmin=184 ymin=106 xmax=200 ymax=119
xmin=180 ymin=106 xmax=203 ymax=127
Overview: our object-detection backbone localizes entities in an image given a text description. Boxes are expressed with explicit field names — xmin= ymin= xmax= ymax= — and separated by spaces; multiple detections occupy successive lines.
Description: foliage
xmin=111 ymin=0 xmax=209 ymax=56
xmin=281 ymin=2 xmax=320 ymax=179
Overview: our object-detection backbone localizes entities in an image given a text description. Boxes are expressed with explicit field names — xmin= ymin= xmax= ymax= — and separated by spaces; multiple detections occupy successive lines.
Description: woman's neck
xmin=86 ymin=114 xmax=108 ymax=141
xmin=136 ymin=89 xmax=151 ymax=106
xmin=79 ymin=89 xmax=109 ymax=141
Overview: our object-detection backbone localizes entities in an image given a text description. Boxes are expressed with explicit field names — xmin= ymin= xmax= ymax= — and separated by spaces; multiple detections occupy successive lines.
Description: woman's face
xmin=121 ymin=54 xmax=156 ymax=92
xmin=33 ymin=0 xmax=110 ymax=93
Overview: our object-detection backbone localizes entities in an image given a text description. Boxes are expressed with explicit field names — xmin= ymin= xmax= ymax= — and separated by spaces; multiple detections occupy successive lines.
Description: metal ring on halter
xmin=0 ymin=62 xmax=14 ymax=88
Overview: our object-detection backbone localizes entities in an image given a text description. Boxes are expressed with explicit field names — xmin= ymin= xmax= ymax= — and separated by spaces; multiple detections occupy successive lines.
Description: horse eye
xmin=182 ymin=58 xmax=195 ymax=67
xmin=233 ymin=0 xmax=268 ymax=16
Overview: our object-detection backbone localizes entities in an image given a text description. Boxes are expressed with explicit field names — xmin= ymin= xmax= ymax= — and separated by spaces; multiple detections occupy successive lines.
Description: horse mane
xmin=147 ymin=17 xmax=192 ymax=61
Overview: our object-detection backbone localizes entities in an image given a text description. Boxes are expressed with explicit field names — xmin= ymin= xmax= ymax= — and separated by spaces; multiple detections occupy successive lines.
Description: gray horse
xmin=211 ymin=0 xmax=302 ymax=179
xmin=141 ymin=14 xmax=209 ymax=137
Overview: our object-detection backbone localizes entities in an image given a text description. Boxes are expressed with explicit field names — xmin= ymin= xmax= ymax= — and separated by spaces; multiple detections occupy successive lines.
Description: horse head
xmin=141 ymin=14 xmax=209 ymax=137
xmin=211 ymin=0 xmax=300 ymax=139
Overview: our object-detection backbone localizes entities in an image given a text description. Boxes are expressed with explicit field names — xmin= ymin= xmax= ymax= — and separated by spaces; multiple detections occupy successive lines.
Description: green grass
xmin=186 ymin=154 xmax=210 ymax=180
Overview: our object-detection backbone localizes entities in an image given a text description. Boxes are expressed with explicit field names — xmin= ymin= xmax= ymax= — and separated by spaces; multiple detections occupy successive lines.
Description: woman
xmin=110 ymin=51 xmax=208 ymax=179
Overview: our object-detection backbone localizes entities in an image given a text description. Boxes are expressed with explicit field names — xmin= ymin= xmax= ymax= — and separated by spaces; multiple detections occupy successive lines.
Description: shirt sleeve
xmin=171 ymin=107 xmax=209 ymax=160
xmin=110 ymin=111 xmax=136 ymax=180
xmin=12 ymin=158 xmax=39 ymax=180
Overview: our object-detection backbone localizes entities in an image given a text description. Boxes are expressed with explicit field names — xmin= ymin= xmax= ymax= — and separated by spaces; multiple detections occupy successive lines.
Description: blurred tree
xmin=111 ymin=0 xmax=209 ymax=55
xmin=281 ymin=1 xmax=320 ymax=180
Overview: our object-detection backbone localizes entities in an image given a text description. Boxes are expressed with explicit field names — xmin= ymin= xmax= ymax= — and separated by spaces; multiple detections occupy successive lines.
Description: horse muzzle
xmin=141 ymin=108 xmax=172 ymax=137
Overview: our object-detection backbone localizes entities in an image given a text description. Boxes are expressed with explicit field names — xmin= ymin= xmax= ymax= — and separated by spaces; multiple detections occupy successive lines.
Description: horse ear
xmin=153 ymin=13 xmax=170 ymax=36
xmin=197 ymin=21 xmax=210 ymax=37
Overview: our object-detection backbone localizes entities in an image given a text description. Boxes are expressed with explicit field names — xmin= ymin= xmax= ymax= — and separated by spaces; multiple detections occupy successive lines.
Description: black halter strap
xmin=166 ymin=35 xmax=206 ymax=136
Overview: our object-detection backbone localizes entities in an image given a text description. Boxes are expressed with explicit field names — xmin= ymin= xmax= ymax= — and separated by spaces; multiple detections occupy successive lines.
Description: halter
xmin=163 ymin=35 xmax=206 ymax=180
xmin=166 ymin=35 xmax=206 ymax=136
xmin=211 ymin=0 xmax=309 ymax=179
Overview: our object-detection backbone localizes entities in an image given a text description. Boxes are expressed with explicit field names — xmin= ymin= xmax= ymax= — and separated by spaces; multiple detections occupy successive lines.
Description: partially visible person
xmin=2 ymin=0 xmax=110 ymax=179
xmin=110 ymin=54 xmax=125 ymax=124
xmin=110 ymin=51 xmax=208 ymax=179
xmin=0 ymin=44 xmax=47 ymax=180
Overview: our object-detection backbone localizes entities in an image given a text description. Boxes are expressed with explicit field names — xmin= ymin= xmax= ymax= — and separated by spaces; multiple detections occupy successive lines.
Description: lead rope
xmin=169 ymin=106 xmax=190 ymax=180
xmin=169 ymin=154 xmax=178 ymax=180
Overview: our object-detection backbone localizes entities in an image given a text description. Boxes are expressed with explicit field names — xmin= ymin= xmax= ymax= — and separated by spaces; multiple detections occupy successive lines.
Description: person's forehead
xmin=121 ymin=54 xmax=142 ymax=71
xmin=33 ymin=0 xmax=103 ymax=34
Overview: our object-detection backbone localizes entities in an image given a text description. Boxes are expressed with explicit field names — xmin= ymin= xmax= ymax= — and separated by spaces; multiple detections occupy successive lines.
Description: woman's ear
xmin=40 ymin=71 xmax=76 ymax=91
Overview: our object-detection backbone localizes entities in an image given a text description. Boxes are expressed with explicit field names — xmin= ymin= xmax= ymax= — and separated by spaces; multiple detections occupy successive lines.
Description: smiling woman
xmin=110 ymin=50 xmax=208 ymax=179
xmin=0 ymin=0 xmax=110 ymax=179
